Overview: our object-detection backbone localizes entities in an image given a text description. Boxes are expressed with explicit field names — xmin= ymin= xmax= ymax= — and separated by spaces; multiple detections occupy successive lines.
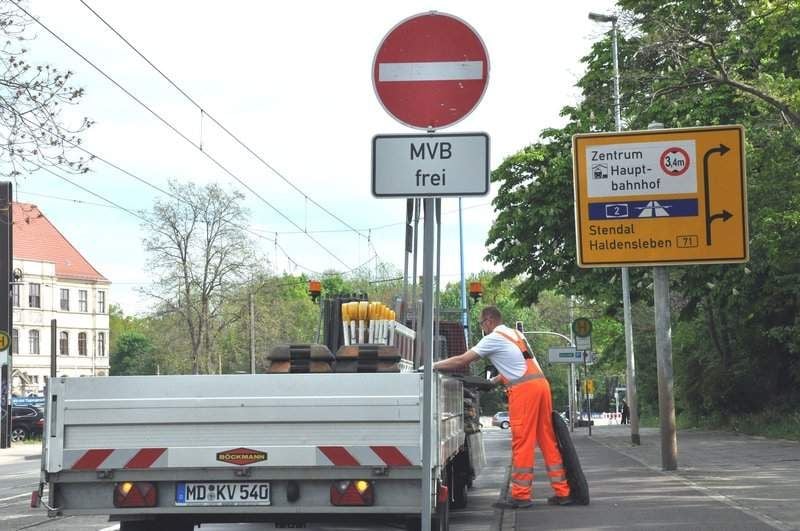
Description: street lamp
xmin=588 ymin=11 xmax=640 ymax=446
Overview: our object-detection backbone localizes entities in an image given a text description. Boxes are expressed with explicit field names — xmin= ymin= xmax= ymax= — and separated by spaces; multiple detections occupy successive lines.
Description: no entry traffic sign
xmin=373 ymin=12 xmax=489 ymax=130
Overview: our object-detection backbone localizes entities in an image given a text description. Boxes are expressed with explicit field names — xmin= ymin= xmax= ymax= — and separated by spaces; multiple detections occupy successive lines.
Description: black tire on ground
xmin=501 ymin=420 xmax=509 ymax=429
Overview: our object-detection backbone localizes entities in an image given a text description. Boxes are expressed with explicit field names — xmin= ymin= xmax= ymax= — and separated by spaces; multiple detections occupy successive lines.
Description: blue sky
xmin=13 ymin=0 xmax=616 ymax=314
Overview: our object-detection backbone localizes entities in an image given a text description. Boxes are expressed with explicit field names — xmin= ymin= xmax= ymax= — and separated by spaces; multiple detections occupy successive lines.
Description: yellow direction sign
xmin=572 ymin=125 xmax=748 ymax=267
xmin=0 ymin=330 xmax=9 ymax=351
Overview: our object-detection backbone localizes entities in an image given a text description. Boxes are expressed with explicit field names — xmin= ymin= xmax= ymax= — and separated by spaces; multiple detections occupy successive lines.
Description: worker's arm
xmin=489 ymin=374 xmax=504 ymax=386
xmin=433 ymin=350 xmax=480 ymax=372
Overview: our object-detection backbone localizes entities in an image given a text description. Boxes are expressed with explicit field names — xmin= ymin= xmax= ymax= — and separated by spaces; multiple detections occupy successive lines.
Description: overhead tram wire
xmin=6 ymin=108 xmax=283 ymax=249
xmin=10 ymin=1 xmax=352 ymax=271
xmin=78 ymin=0 xmax=371 ymax=243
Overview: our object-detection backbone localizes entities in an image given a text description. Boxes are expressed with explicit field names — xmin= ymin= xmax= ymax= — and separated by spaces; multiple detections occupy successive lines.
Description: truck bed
xmin=42 ymin=373 xmax=465 ymax=520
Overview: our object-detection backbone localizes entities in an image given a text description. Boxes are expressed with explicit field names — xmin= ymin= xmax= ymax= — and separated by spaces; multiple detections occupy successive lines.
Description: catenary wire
xmin=79 ymin=0 xmax=371 ymax=241
xmin=9 ymin=0 xmax=352 ymax=270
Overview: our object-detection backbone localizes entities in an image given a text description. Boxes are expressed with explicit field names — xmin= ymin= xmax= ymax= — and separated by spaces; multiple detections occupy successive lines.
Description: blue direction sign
xmin=588 ymin=198 xmax=698 ymax=220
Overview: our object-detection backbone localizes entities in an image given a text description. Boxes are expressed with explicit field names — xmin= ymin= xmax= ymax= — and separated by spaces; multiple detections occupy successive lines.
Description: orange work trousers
xmin=508 ymin=376 xmax=570 ymax=501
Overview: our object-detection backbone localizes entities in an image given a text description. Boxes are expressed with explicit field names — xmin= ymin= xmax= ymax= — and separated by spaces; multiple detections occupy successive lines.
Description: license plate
xmin=175 ymin=482 xmax=270 ymax=506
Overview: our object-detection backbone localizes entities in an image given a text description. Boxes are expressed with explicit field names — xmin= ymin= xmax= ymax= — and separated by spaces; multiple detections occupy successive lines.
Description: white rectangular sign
xmin=548 ymin=347 xmax=580 ymax=363
xmin=372 ymin=133 xmax=490 ymax=197
xmin=585 ymin=140 xmax=697 ymax=198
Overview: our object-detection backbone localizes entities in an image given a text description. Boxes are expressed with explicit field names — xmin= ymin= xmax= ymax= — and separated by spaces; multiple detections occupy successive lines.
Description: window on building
xmin=78 ymin=332 xmax=87 ymax=356
xmin=60 ymin=288 xmax=70 ymax=311
xmin=59 ymin=331 xmax=69 ymax=355
xmin=79 ymin=290 xmax=88 ymax=312
xmin=12 ymin=329 xmax=18 ymax=354
xmin=97 ymin=332 xmax=106 ymax=357
xmin=29 ymin=330 xmax=40 ymax=355
xmin=12 ymin=284 xmax=19 ymax=307
xmin=97 ymin=290 xmax=106 ymax=313
xmin=29 ymin=283 xmax=41 ymax=308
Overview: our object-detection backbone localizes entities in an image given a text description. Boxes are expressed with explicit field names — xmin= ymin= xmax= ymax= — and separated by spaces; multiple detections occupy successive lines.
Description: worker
xmin=433 ymin=305 xmax=572 ymax=509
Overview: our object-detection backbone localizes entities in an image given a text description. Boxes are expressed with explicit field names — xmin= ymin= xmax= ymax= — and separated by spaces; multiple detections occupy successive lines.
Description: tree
xmin=110 ymin=331 xmax=155 ymax=376
xmin=487 ymin=0 xmax=800 ymax=422
xmin=142 ymin=181 xmax=258 ymax=374
xmin=0 ymin=3 xmax=93 ymax=179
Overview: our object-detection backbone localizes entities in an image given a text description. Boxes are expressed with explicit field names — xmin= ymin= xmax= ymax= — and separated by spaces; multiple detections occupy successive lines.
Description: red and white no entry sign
xmin=373 ymin=12 xmax=489 ymax=130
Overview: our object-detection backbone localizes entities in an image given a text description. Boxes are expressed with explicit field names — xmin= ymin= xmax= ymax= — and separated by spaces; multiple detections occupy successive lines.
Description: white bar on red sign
xmin=378 ymin=61 xmax=484 ymax=82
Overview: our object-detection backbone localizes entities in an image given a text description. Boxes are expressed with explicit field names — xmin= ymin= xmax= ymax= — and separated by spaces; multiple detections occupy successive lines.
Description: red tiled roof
xmin=12 ymin=202 xmax=107 ymax=282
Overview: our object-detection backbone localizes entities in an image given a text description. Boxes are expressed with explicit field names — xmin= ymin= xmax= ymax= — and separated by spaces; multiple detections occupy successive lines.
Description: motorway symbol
xmin=373 ymin=12 xmax=489 ymax=130
xmin=637 ymin=200 xmax=671 ymax=217
xmin=660 ymin=147 xmax=691 ymax=176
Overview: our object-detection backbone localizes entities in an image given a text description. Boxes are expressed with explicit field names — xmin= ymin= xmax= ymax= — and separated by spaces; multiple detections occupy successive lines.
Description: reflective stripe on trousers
xmin=508 ymin=359 xmax=570 ymax=501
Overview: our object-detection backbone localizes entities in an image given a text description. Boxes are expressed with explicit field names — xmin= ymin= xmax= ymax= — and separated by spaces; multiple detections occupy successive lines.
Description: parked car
xmin=492 ymin=411 xmax=510 ymax=429
xmin=11 ymin=406 xmax=44 ymax=442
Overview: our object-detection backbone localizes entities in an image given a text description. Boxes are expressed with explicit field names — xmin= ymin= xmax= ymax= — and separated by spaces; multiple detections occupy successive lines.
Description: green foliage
xmin=110 ymin=331 xmax=155 ymax=376
xmin=487 ymin=0 xmax=800 ymax=427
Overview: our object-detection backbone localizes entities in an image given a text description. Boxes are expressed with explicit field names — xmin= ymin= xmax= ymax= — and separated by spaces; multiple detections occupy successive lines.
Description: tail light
xmin=114 ymin=482 xmax=158 ymax=508
xmin=36 ymin=419 xmax=44 ymax=427
xmin=330 ymin=480 xmax=374 ymax=506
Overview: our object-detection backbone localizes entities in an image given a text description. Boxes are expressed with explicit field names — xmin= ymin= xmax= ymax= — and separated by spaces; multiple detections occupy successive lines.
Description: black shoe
xmin=493 ymin=499 xmax=534 ymax=509
xmin=547 ymin=495 xmax=574 ymax=506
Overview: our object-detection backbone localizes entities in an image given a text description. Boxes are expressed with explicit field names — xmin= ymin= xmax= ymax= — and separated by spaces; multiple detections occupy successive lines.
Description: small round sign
xmin=572 ymin=318 xmax=592 ymax=338
xmin=373 ymin=12 xmax=489 ymax=130
xmin=0 ymin=330 xmax=9 ymax=351
xmin=659 ymin=147 xmax=691 ymax=176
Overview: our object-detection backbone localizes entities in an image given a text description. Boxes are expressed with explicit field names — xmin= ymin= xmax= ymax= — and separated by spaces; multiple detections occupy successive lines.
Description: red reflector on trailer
xmin=114 ymin=482 xmax=158 ymax=508
xmin=330 ymin=480 xmax=374 ymax=506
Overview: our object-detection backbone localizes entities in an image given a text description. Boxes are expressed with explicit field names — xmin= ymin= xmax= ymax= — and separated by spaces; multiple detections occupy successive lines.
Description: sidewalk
xmin=0 ymin=441 xmax=42 ymax=465
xmin=505 ymin=425 xmax=800 ymax=530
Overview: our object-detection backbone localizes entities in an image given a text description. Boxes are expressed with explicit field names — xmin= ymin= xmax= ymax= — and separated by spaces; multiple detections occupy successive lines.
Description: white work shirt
xmin=471 ymin=325 xmax=529 ymax=381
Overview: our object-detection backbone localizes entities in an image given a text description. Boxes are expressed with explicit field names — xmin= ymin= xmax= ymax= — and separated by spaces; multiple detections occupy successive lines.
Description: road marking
xmin=0 ymin=492 xmax=33 ymax=502
xmin=99 ymin=525 xmax=120 ymax=531
xmin=593 ymin=438 xmax=795 ymax=531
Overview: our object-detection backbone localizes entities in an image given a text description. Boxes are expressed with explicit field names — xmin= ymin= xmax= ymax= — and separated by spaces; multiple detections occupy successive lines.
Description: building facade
xmin=10 ymin=203 xmax=110 ymax=395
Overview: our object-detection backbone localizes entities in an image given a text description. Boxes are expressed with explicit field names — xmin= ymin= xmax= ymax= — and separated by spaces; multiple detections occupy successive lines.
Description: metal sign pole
xmin=0 ymin=182 xmax=12 ymax=449
xmin=420 ymin=197 xmax=436 ymax=531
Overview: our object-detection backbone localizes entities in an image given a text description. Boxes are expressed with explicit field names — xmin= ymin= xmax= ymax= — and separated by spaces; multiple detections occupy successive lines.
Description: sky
xmin=11 ymin=1 xmax=617 ymax=314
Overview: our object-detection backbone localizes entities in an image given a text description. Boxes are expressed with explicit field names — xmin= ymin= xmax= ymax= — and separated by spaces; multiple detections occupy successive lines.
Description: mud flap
xmin=551 ymin=411 xmax=590 ymax=505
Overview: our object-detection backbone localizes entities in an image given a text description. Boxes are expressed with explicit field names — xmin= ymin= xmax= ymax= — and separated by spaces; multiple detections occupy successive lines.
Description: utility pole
xmin=648 ymin=121 xmax=678 ymax=470
xmin=0 ymin=182 xmax=12 ymax=448
xmin=589 ymin=11 xmax=640 ymax=445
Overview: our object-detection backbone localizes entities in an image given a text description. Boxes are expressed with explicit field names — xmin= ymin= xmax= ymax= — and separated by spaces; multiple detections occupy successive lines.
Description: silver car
xmin=492 ymin=411 xmax=510 ymax=429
